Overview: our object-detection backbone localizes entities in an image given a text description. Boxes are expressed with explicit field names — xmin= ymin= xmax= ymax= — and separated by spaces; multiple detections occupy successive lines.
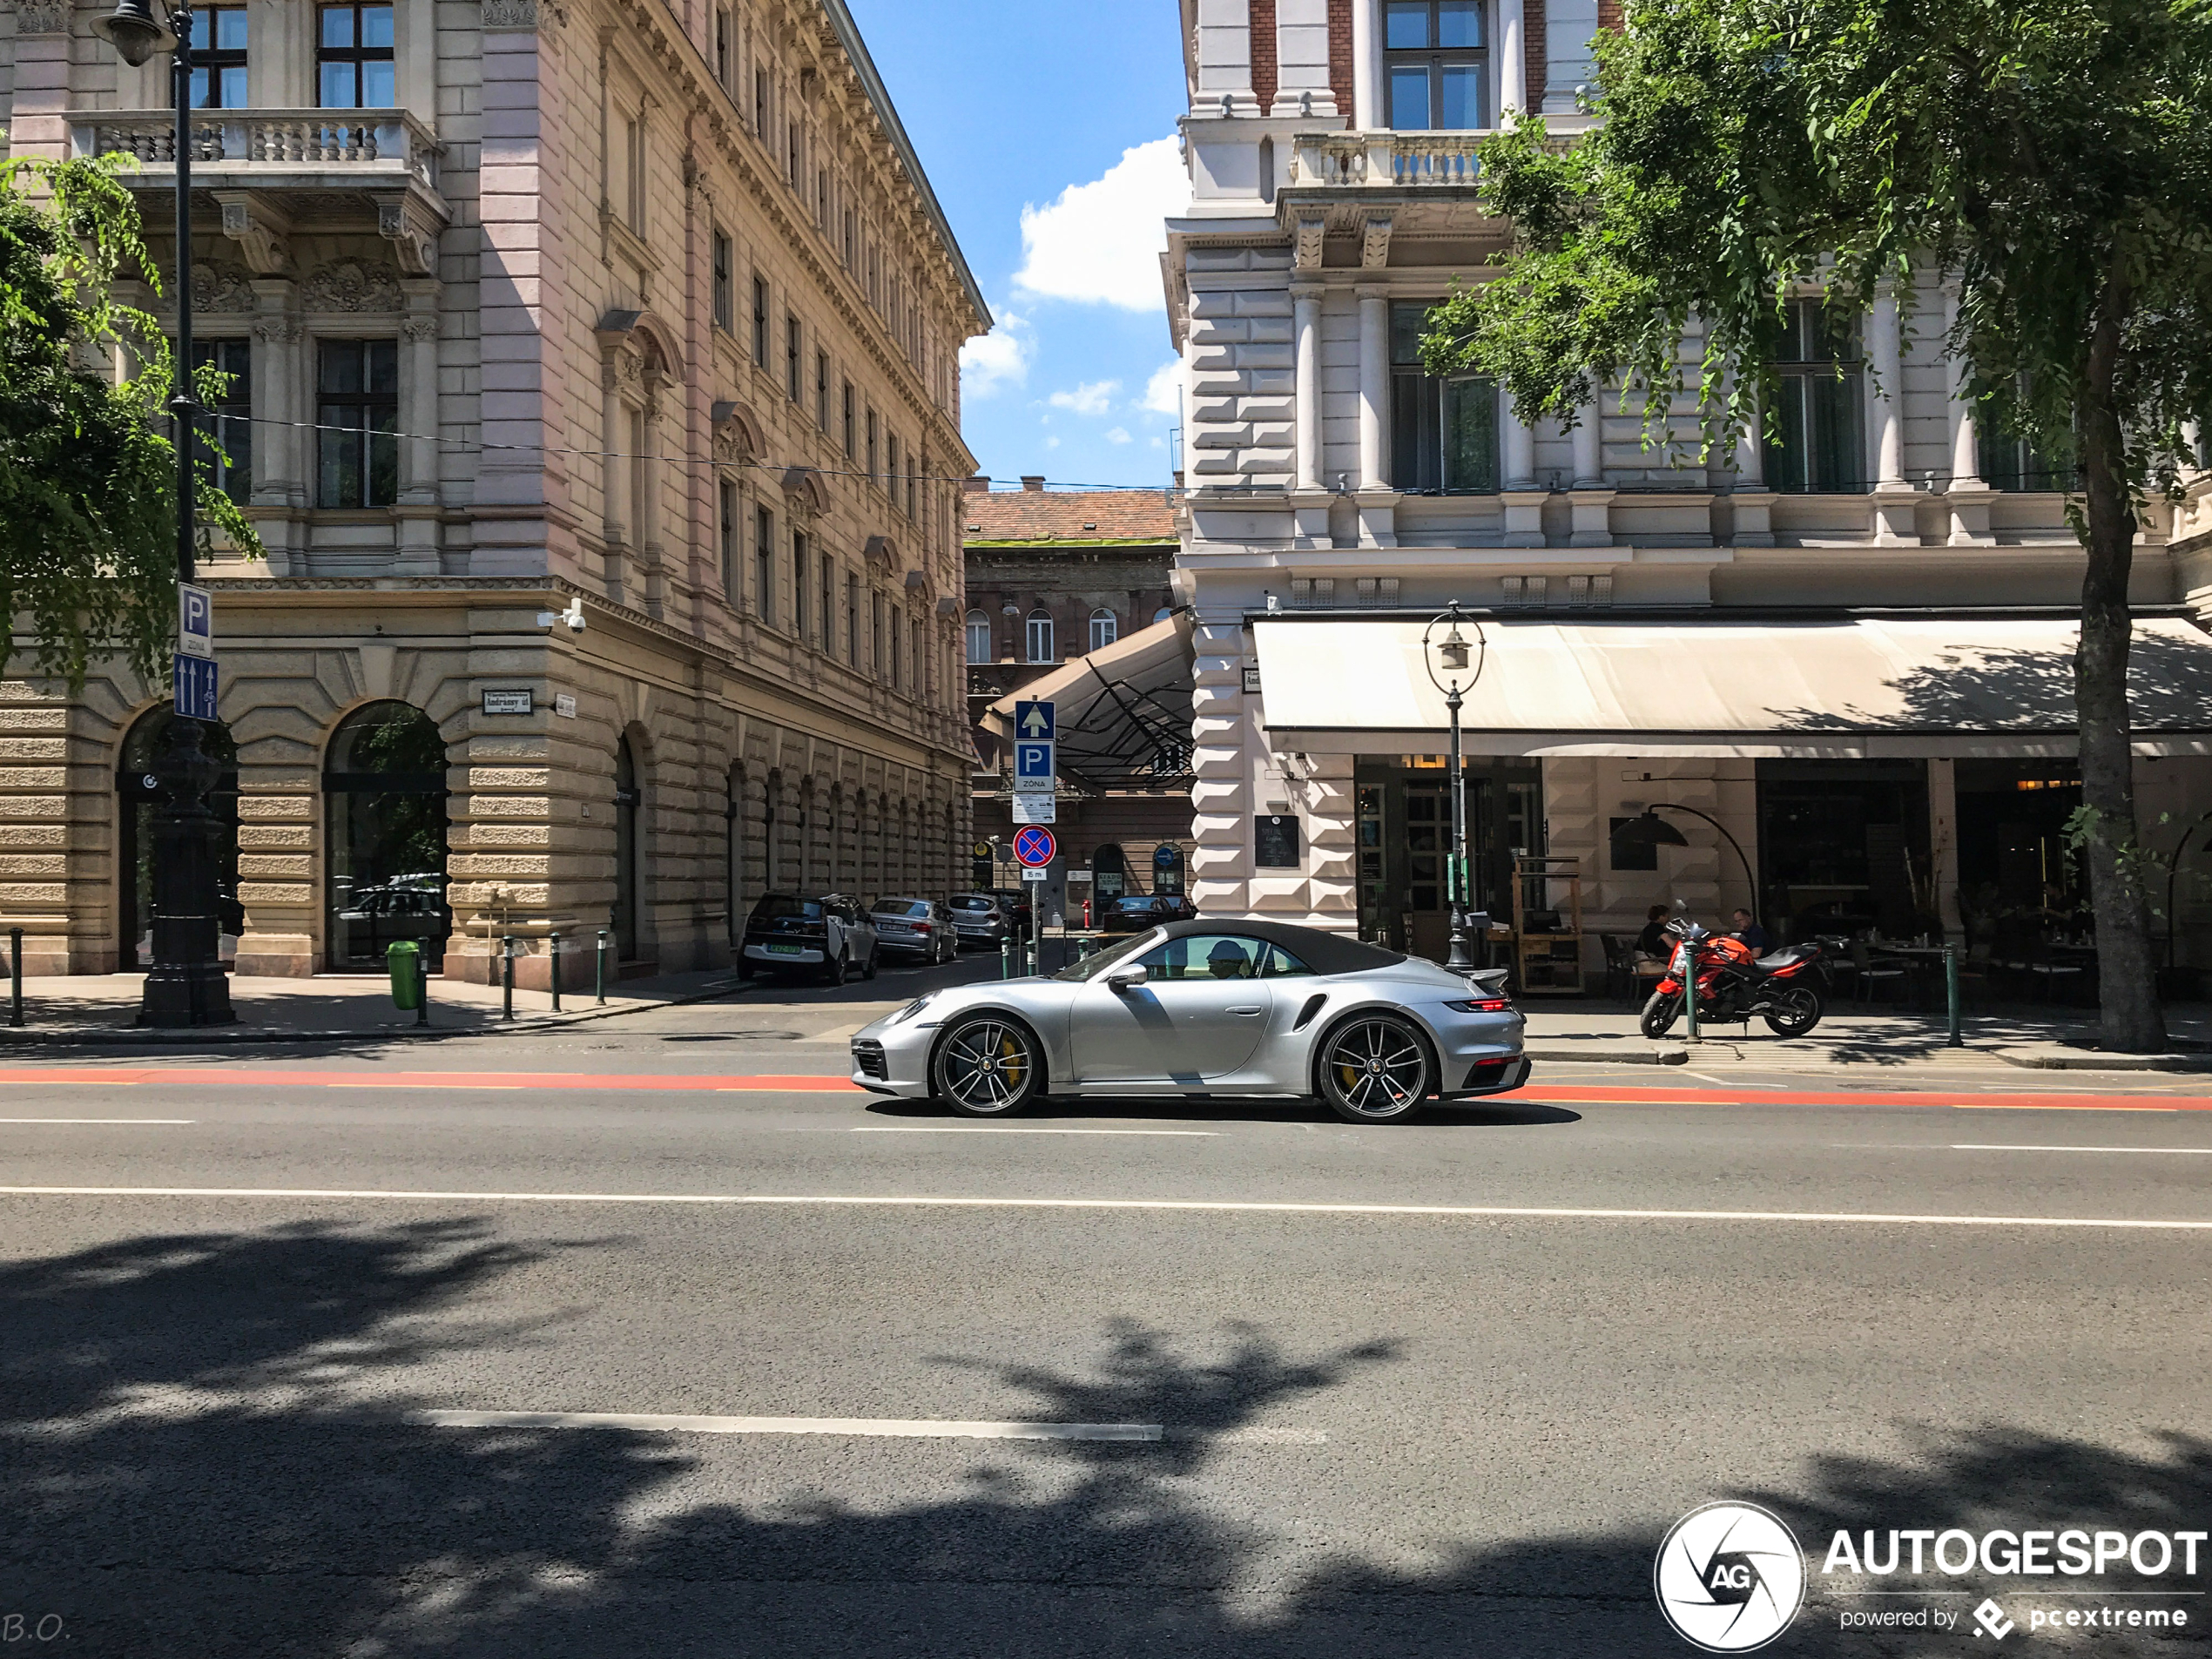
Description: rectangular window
xmin=713 ymin=7 xmax=730 ymax=85
xmin=317 ymin=3 xmax=394 ymax=108
xmin=820 ymin=557 xmax=835 ymax=655
xmin=624 ymin=117 xmax=645 ymax=233
xmin=711 ymin=233 xmax=733 ymax=331
xmin=891 ymin=604 xmax=903 ymax=690
xmin=841 ymin=381 xmax=855 ymax=455
xmin=906 ymin=456 xmax=917 ymax=521
xmin=189 ymin=7 xmax=248 ymax=109
xmin=792 ymin=529 xmax=808 ymax=638
xmin=754 ymin=505 xmax=773 ymax=624
xmin=887 ymin=433 xmax=900 ymax=500
xmin=846 ymin=574 xmax=860 ymax=666
xmin=1978 ymin=393 xmax=2075 ymax=491
xmin=871 ymin=590 xmax=884 ymax=677
xmin=751 ymin=277 xmax=769 ymax=365
xmin=866 ymin=408 xmax=878 ymax=484
xmin=816 ymin=167 xmax=829 ymax=228
xmin=786 ymin=119 xmax=800 ymax=186
xmin=1384 ymin=0 xmax=1484 ymax=131
xmin=786 ymin=313 xmax=801 ymax=402
xmin=1026 ymin=611 xmax=1054 ymax=664
xmin=315 ymin=339 xmax=398 ymax=508
xmin=628 ymin=408 xmax=648 ymax=546
xmin=718 ymin=480 xmax=737 ymax=603
xmin=815 ymin=351 xmax=830 ymax=429
xmin=842 ymin=208 xmax=856 ymax=271
xmin=754 ymin=67 xmax=770 ymax=138
xmin=912 ymin=617 xmax=923 ymax=698
xmin=1390 ymin=301 xmax=1498 ymax=492
xmin=190 ymin=339 xmax=252 ymax=499
xmin=1764 ymin=298 xmax=1865 ymax=494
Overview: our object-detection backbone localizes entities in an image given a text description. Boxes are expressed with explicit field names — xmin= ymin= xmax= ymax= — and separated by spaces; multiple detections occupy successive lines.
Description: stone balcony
xmin=1288 ymin=130 xmax=1488 ymax=191
xmin=68 ymin=107 xmax=448 ymax=275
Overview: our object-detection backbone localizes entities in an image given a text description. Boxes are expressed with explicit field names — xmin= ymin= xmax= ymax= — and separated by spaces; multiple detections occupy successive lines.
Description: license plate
xmin=766 ymin=943 xmax=803 ymax=954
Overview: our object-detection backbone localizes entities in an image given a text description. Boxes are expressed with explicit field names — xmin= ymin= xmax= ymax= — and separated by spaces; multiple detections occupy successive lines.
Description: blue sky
xmin=844 ymin=0 xmax=1191 ymax=491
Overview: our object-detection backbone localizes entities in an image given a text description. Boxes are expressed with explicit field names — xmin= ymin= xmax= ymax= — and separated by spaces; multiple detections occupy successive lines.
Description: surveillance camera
xmin=563 ymin=598 xmax=586 ymax=634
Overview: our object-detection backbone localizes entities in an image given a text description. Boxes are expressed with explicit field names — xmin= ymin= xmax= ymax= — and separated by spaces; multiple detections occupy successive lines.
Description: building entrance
xmin=1354 ymin=756 xmax=1542 ymax=960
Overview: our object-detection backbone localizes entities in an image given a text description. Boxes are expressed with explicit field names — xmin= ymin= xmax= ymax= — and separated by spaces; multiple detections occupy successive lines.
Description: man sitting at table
xmin=1730 ymin=908 xmax=1772 ymax=954
xmin=1635 ymin=904 xmax=1670 ymax=961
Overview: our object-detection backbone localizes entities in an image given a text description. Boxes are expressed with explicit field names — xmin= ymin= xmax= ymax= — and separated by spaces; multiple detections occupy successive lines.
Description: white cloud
xmin=1104 ymin=427 xmax=1132 ymax=445
xmin=1150 ymin=435 xmax=1165 ymax=449
xmin=1045 ymin=435 xmax=1062 ymax=449
xmin=960 ymin=310 xmax=1032 ymax=399
xmin=1015 ymin=138 xmax=1188 ymax=312
xmin=1141 ymin=358 xmax=1183 ymax=416
xmin=1048 ymin=380 xmax=1119 ymax=417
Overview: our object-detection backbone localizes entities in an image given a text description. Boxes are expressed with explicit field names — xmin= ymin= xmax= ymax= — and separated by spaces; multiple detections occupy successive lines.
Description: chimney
xmin=962 ymin=473 xmax=989 ymax=493
xmin=1021 ymin=475 xmax=1046 ymax=492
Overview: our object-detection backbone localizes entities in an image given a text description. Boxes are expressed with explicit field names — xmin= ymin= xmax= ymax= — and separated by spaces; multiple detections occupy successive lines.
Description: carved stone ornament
xmin=1293 ymin=217 xmax=1326 ymax=273
xmin=375 ymin=199 xmax=441 ymax=277
xmin=251 ymin=314 xmax=305 ymax=343
xmin=17 ymin=2 xmax=67 ymax=35
xmin=1361 ymin=214 xmax=1394 ymax=271
xmin=190 ymin=260 xmax=257 ymax=314
xmin=301 ymin=258 xmax=403 ymax=314
xmin=401 ymin=315 xmax=441 ymax=342
xmin=482 ymin=0 xmax=563 ymax=29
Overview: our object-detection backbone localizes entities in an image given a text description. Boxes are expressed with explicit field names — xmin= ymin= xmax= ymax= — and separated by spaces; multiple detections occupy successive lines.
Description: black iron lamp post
xmin=1614 ymin=804 xmax=1759 ymax=927
xmin=1420 ymin=603 xmax=1489 ymax=973
xmin=95 ymin=0 xmax=234 ymax=1025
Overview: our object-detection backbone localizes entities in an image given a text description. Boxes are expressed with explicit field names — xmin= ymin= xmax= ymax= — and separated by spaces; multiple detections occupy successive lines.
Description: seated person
xmin=1207 ymin=939 xmax=1257 ymax=979
xmin=1635 ymin=904 xmax=1670 ymax=960
xmin=1730 ymin=908 xmax=1772 ymax=954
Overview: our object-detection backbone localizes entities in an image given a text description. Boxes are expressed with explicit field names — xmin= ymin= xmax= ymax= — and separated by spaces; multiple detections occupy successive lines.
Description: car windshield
xmin=753 ymin=895 xmax=824 ymax=921
xmin=1112 ymin=897 xmax=1157 ymax=912
xmin=876 ymin=899 xmax=930 ymax=917
xmin=1053 ymin=929 xmax=1158 ymax=982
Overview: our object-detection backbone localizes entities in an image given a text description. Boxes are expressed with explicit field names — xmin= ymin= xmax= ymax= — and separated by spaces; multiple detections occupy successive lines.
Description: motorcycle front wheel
xmin=1639 ymin=990 xmax=1682 ymax=1039
xmin=1763 ymin=982 xmax=1824 ymax=1037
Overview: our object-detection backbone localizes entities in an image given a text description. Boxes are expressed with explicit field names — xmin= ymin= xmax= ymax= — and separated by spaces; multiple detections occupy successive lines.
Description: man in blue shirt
xmin=1730 ymin=908 xmax=1772 ymax=954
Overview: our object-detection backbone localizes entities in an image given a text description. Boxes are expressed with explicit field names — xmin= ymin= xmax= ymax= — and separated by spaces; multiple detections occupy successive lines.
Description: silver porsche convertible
xmin=848 ymin=918 xmax=1529 ymax=1124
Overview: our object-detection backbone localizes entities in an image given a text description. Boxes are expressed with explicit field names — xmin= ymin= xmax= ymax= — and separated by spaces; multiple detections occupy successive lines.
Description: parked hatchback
xmin=739 ymin=894 xmax=879 ymax=985
xmin=947 ymin=893 xmax=1009 ymax=949
xmin=870 ymin=896 xmax=956 ymax=964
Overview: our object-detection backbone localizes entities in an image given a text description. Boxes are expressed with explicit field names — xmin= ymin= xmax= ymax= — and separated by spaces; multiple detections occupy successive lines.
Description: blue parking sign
xmin=173 ymin=654 xmax=219 ymax=720
xmin=1014 ymin=700 xmax=1055 ymax=742
xmin=1015 ymin=740 xmax=1054 ymax=781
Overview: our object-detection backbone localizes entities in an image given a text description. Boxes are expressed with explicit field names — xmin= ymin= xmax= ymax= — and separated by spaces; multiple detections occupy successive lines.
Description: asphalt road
xmin=3 ymin=976 xmax=2209 ymax=1657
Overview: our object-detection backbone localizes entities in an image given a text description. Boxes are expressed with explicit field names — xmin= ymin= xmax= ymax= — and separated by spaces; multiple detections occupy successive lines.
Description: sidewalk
xmin=0 ymin=968 xmax=745 ymax=1046
xmin=1520 ymin=1003 xmax=2212 ymax=1071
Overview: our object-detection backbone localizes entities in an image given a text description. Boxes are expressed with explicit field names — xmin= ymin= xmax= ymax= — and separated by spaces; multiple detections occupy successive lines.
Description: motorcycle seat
xmin=1754 ymin=945 xmax=1817 ymax=970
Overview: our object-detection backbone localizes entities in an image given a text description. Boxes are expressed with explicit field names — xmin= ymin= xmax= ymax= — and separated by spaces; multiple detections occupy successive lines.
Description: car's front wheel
xmin=1316 ymin=1014 xmax=1433 ymax=1124
xmin=861 ymin=944 xmax=878 ymax=981
xmin=933 ymin=1015 xmax=1043 ymax=1117
xmin=823 ymin=949 xmax=848 ymax=988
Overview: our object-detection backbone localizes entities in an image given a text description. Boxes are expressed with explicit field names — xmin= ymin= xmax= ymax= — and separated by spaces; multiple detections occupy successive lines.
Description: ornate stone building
xmin=0 ymin=0 xmax=987 ymax=984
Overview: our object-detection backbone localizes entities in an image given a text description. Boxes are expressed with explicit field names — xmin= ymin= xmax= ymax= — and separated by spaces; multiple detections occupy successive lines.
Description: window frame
xmin=711 ymin=232 xmax=733 ymax=332
xmin=718 ymin=479 xmax=738 ymax=604
xmin=316 ymin=1 xmax=394 ymax=110
xmin=1025 ymin=609 xmax=1055 ymax=664
xmin=1763 ymin=297 xmax=1867 ymax=496
xmin=786 ymin=311 xmax=802 ymax=403
xmin=188 ymin=5 xmax=249 ymax=109
xmin=190 ymin=337 xmax=252 ymax=501
xmin=1382 ymin=0 xmax=1487 ymax=132
xmin=1089 ymin=608 xmax=1118 ymax=654
xmin=315 ymin=337 xmax=399 ymax=509
xmin=753 ymin=504 xmax=774 ymax=624
xmin=1388 ymin=300 xmax=1500 ymax=494
xmin=751 ymin=276 xmax=770 ymax=366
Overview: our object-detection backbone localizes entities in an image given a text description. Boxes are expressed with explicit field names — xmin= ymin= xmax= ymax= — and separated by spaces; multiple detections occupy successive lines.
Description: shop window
xmin=190 ymin=339 xmax=251 ymax=500
xmin=324 ymin=701 xmax=449 ymax=971
xmin=117 ymin=709 xmax=239 ymax=971
xmin=1764 ymin=299 xmax=1865 ymax=493
xmin=317 ymin=3 xmax=394 ymax=108
xmin=1384 ymin=0 xmax=1485 ymax=130
xmin=1025 ymin=609 xmax=1054 ymax=664
xmin=1391 ymin=301 xmax=1498 ymax=493
xmin=189 ymin=7 xmax=248 ymax=108
xmin=1089 ymin=609 xmax=1118 ymax=652
xmin=316 ymin=339 xmax=398 ymax=508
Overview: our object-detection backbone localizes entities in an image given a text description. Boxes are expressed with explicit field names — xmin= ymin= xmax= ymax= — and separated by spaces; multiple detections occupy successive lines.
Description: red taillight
xmin=1445 ymin=997 xmax=1513 ymax=1013
xmin=913 ymin=921 xmax=933 ymax=933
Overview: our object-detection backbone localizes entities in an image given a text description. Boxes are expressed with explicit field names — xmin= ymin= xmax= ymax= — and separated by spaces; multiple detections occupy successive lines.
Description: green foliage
xmin=1420 ymin=0 xmax=2212 ymax=492
xmin=0 ymin=154 xmax=260 ymax=691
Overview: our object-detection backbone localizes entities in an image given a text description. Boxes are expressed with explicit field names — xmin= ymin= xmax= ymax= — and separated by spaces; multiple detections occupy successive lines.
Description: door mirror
xmin=1107 ymin=965 xmax=1149 ymax=993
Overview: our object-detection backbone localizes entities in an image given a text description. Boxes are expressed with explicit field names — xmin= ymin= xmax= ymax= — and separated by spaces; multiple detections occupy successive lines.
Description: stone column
xmin=1868 ymin=282 xmax=1918 ymax=543
xmin=1568 ymin=394 xmax=1615 ymax=546
xmin=1726 ymin=372 xmax=1777 ymax=546
xmin=394 ymin=281 xmax=442 ymax=575
xmin=1497 ymin=0 xmax=1527 ymax=119
xmin=1292 ymin=282 xmax=1323 ymax=489
xmin=1354 ymin=284 xmax=1397 ymax=547
xmin=250 ymin=281 xmax=307 ymax=576
xmin=1945 ymin=280 xmax=1996 ymax=545
xmin=1500 ymin=387 xmax=1546 ymax=546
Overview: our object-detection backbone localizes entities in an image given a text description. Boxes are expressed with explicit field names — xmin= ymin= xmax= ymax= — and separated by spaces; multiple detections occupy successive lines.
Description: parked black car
xmin=869 ymin=896 xmax=956 ymax=964
xmin=948 ymin=893 xmax=1010 ymax=949
xmin=1098 ymin=893 xmax=1199 ymax=934
xmin=739 ymin=894 xmax=879 ymax=985
xmin=990 ymin=890 xmax=1033 ymax=933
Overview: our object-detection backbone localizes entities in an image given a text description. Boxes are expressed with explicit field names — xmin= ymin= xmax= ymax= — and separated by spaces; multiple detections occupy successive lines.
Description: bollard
xmin=8 ymin=927 xmax=22 ymax=1028
xmin=1682 ymin=941 xmax=1700 ymax=1044
xmin=549 ymin=933 xmax=562 ymax=1013
xmin=596 ymin=928 xmax=610 ymax=1004
xmin=1946 ymin=942 xmax=1963 ymax=1048
xmin=415 ymin=948 xmax=429 ymax=1029
xmin=502 ymin=935 xmax=516 ymax=1022
xmin=1000 ymin=934 xmax=1011 ymax=981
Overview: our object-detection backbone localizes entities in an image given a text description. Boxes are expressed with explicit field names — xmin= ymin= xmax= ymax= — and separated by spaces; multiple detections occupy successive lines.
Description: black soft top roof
xmin=1153 ymin=917 xmax=1407 ymax=976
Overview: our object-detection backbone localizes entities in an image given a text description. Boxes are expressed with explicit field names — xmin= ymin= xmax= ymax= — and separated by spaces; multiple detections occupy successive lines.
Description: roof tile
xmin=960 ymin=488 xmax=1177 ymax=544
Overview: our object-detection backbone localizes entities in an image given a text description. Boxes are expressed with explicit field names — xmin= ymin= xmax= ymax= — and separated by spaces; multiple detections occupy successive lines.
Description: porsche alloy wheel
xmin=934 ymin=1016 xmax=1042 ymax=1117
xmin=1317 ymin=1015 xmax=1433 ymax=1124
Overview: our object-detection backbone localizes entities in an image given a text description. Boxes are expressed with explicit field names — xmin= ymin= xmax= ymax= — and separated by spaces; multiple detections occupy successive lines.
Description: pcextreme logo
xmin=1655 ymin=1502 xmax=1808 ymax=1652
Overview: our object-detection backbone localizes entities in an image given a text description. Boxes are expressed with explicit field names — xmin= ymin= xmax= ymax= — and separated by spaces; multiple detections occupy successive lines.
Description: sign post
xmin=1014 ymin=826 xmax=1056 ymax=977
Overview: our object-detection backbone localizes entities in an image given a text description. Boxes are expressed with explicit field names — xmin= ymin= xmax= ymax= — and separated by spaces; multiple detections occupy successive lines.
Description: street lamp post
xmin=94 ymin=0 xmax=233 ymax=1026
xmin=1421 ymin=603 xmax=1488 ymax=974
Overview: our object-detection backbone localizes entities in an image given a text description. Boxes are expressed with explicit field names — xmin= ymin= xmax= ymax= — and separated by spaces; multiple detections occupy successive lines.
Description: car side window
xmin=1259 ymin=945 xmax=1312 ymax=978
xmin=1136 ymin=934 xmax=1264 ymax=981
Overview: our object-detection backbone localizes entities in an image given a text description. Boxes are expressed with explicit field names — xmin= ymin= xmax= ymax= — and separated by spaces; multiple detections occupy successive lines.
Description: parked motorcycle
xmin=1639 ymin=917 xmax=1826 ymax=1038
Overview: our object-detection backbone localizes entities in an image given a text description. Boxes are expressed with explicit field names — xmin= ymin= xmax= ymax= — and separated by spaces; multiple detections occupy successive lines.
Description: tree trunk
xmin=2075 ymin=276 xmax=2167 ymax=1052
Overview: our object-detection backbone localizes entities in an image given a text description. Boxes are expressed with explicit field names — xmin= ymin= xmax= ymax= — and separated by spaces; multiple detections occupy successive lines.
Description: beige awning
xmin=1251 ymin=614 xmax=2212 ymax=759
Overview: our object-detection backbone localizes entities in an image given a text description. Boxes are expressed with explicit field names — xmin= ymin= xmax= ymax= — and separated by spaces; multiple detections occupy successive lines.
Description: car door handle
xmin=1228 ymin=1006 xmax=1263 ymax=1016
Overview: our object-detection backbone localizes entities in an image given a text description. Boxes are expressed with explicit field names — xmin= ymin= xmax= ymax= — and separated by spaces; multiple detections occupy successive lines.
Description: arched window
xmin=965 ymin=609 xmax=990 ymax=664
xmin=1025 ymin=608 xmax=1054 ymax=664
xmin=325 ymin=702 xmax=448 ymax=970
xmin=1089 ymin=608 xmax=1118 ymax=652
xmin=117 ymin=708 xmax=239 ymax=971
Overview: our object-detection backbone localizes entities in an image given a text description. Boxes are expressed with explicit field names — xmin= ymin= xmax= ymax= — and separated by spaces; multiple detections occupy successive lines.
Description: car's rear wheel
xmin=823 ymin=949 xmax=847 ymax=988
xmin=1316 ymin=1014 xmax=1433 ymax=1124
xmin=861 ymin=945 xmax=878 ymax=981
xmin=934 ymin=1015 xmax=1042 ymax=1117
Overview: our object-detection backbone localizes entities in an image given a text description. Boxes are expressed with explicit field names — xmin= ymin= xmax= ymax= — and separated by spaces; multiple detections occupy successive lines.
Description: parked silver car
xmin=870 ymin=896 xmax=957 ymax=964
xmin=849 ymin=919 xmax=1527 ymax=1124
xmin=739 ymin=893 xmax=879 ymax=985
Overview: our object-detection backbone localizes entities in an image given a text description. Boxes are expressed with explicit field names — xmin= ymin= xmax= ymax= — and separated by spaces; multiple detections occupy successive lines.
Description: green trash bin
xmin=388 ymin=940 xmax=421 ymax=1010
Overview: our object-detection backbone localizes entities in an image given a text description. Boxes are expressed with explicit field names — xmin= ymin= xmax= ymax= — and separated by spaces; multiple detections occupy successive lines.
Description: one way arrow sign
xmin=1015 ymin=699 xmax=1055 ymax=742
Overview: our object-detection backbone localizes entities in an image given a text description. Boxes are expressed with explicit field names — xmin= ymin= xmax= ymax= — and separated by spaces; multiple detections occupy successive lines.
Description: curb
xmin=1992 ymin=1048 xmax=2212 ymax=1073
xmin=1526 ymin=1046 xmax=1689 ymax=1066
xmin=0 ymin=978 xmax=754 ymax=1048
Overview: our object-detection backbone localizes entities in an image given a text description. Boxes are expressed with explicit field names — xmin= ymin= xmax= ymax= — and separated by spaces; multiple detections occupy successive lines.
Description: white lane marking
xmin=416 ymin=1410 xmax=1160 ymax=1441
xmin=0 ymin=1118 xmax=195 ymax=1125
xmin=3 ymin=1186 xmax=2210 ymax=1231
xmin=851 ymin=1127 xmax=1220 ymax=1136
xmin=1952 ymin=1143 xmax=2212 ymax=1156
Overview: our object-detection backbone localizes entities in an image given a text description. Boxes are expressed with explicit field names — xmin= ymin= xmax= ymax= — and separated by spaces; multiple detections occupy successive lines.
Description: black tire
xmin=1640 ymin=990 xmax=1682 ymax=1039
xmin=736 ymin=956 xmax=756 ymax=981
xmin=1315 ymin=1013 xmax=1433 ymax=1124
xmin=823 ymin=949 xmax=847 ymax=988
xmin=933 ymin=1015 xmax=1043 ymax=1117
xmin=861 ymin=945 xmax=878 ymax=981
xmin=1763 ymin=981 xmax=1824 ymax=1037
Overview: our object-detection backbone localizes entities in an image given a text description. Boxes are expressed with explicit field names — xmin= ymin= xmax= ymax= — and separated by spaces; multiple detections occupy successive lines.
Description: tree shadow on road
xmin=3 ymin=1220 xmax=2205 ymax=1657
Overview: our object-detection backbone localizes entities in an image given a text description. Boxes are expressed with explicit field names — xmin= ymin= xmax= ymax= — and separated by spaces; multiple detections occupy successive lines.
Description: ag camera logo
xmin=1656 ymin=1501 xmax=1807 ymax=1651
